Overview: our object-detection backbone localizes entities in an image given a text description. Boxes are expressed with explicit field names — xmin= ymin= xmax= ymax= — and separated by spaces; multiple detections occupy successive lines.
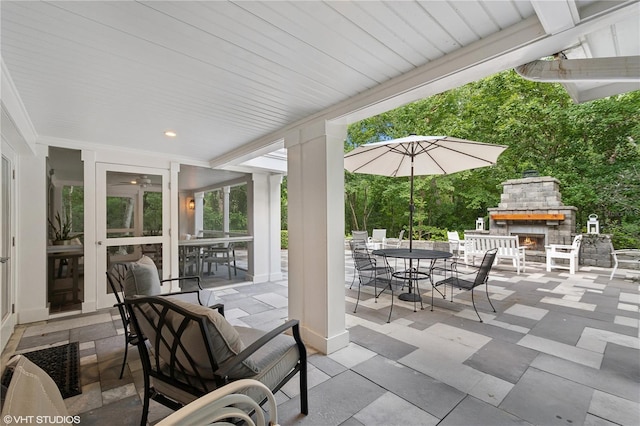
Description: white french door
xmin=95 ymin=163 xmax=170 ymax=309
xmin=1 ymin=141 xmax=17 ymax=350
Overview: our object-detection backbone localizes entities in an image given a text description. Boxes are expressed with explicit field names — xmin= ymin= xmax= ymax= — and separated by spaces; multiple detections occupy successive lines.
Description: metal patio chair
xmin=125 ymin=296 xmax=308 ymax=426
xmin=351 ymin=242 xmax=395 ymax=322
xmin=434 ymin=248 xmax=498 ymax=322
xmin=106 ymin=257 xmax=205 ymax=379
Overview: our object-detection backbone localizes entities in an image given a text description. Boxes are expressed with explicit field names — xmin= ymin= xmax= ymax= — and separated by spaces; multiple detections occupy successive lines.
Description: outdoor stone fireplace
xmin=487 ymin=176 xmax=577 ymax=263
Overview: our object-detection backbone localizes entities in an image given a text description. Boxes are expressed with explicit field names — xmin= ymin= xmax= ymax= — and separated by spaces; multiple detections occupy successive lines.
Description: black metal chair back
xmin=106 ymin=263 xmax=128 ymax=303
xmin=350 ymin=242 xmax=395 ymax=323
xmin=125 ymin=296 xmax=308 ymax=426
xmin=434 ymin=248 xmax=498 ymax=322
xmin=106 ymin=262 xmax=138 ymax=379
xmin=475 ymin=248 xmax=498 ymax=288
xmin=352 ymin=246 xmax=375 ymax=273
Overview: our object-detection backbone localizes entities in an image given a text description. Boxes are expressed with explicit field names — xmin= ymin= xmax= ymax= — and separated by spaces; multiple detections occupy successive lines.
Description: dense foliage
xmin=344 ymin=70 xmax=640 ymax=248
xmin=202 ymin=184 xmax=248 ymax=233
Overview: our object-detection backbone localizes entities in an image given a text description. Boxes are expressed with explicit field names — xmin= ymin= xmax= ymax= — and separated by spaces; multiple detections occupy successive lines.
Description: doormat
xmin=2 ymin=342 xmax=81 ymax=399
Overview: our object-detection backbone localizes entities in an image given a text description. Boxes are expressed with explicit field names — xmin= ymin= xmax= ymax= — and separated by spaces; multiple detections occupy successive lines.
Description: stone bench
xmin=465 ymin=235 xmax=526 ymax=274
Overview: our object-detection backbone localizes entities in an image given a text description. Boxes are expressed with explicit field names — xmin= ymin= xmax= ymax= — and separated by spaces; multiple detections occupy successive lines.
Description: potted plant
xmin=48 ymin=211 xmax=72 ymax=244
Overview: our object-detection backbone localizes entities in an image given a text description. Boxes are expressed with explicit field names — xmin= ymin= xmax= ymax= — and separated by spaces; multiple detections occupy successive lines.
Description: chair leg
xmin=354 ymin=278 xmax=361 ymax=313
xmin=471 ymin=288 xmax=482 ymax=322
xmin=373 ymin=277 xmax=378 ymax=303
xmin=119 ymin=341 xmax=128 ymax=379
xmin=430 ymin=277 xmax=435 ymax=312
xmin=415 ymin=278 xmax=424 ymax=312
xmin=374 ymin=276 xmax=394 ymax=323
xmin=232 ymin=252 xmax=237 ymax=276
xmin=387 ymin=284 xmax=393 ymax=323
xmin=610 ymin=263 xmax=617 ymax=280
xmin=140 ymin=370 xmax=151 ymax=426
xmin=298 ymin=345 xmax=308 ymax=415
xmin=485 ymin=283 xmax=496 ymax=313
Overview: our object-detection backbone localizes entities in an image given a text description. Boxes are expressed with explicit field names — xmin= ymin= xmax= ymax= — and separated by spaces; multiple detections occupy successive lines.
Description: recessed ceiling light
xmin=164 ymin=130 xmax=177 ymax=138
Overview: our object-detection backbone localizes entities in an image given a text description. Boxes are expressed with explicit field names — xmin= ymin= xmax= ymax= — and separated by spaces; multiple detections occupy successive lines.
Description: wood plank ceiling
xmin=1 ymin=1 xmax=638 ymax=165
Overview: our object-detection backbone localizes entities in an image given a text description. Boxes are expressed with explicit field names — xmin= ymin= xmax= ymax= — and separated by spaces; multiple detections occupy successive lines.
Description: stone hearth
xmin=487 ymin=176 xmax=577 ymax=263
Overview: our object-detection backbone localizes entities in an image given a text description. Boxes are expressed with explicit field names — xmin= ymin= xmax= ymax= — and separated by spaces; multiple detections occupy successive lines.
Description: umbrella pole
xmin=398 ymin=150 xmax=422 ymax=303
xmin=409 ymin=151 xmax=414 ymax=252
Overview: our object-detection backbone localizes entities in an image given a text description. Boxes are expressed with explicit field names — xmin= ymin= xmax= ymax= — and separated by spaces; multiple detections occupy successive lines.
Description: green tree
xmin=344 ymin=70 xmax=640 ymax=247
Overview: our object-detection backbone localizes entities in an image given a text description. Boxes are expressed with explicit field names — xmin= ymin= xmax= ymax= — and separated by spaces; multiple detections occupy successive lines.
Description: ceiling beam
xmin=531 ymin=0 xmax=579 ymax=34
xmin=569 ymin=82 xmax=640 ymax=103
xmin=515 ymin=56 xmax=640 ymax=82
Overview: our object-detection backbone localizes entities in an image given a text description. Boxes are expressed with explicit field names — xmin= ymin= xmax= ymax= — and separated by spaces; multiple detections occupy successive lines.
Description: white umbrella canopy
xmin=344 ymin=135 xmax=508 ymax=250
xmin=344 ymin=135 xmax=508 ymax=177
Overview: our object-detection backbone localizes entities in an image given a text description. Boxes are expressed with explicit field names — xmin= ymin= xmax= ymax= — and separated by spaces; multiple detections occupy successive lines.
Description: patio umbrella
xmin=344 ymin=135 xmax=508 ymax=251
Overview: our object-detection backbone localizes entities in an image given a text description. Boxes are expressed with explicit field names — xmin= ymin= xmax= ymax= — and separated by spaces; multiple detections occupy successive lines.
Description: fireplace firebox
xmin=514 ymin=234 xmax=545 ymax=251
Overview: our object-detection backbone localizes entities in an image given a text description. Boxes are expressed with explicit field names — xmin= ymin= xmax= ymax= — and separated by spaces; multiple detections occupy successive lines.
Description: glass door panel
xmin=96 ymin=164 xmax=169 ymax=309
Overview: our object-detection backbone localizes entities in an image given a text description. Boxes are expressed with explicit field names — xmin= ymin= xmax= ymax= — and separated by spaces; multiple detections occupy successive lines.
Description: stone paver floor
xmin=3 ymin=251 xmax=639 ymax=425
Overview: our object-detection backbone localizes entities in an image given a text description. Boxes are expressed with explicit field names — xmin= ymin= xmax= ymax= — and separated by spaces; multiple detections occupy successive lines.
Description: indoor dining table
xmin=178 ymin=233 xmax=253 ymax=281
xmin=47 ymin=244 xmax=84 ymax=304
xmin=372 ymin=248 xmax=452 ymax=311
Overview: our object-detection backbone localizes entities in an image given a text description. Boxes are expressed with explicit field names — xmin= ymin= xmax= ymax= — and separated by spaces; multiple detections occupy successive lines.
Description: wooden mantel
xmin=491 ymin=213 xmax=565 ymax=221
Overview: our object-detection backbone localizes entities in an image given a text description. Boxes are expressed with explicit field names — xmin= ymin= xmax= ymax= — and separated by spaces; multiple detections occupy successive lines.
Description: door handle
xmin=97 ymin=241 xmax=103 ymax=246
xmin=0 ymin=257 xmax=9 ymax=263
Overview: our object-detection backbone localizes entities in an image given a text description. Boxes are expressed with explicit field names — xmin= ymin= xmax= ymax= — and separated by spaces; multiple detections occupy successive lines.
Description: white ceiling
xmin=2 ymin=0 xmax=639 ymax=185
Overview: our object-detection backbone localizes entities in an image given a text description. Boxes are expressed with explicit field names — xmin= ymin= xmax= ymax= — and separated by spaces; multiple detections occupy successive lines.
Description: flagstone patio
xmin=3 ymin=251 xmax=639 ymax=425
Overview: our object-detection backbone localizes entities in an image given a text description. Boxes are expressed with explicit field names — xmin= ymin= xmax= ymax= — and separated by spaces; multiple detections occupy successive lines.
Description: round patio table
xmin=372 ymin=248 xmax=452 ymax=311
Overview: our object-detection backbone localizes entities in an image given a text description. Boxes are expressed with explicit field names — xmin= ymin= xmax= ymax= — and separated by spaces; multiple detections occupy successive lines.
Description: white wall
xmin=16 ymin=145 xmax=49 ymax=323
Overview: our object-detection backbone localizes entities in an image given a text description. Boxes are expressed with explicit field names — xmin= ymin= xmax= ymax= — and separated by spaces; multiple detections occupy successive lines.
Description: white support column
xmin=286 ymin=120 xmax=348 ymax=354
xmin=82 ymin=150 xmax=96 ymax=313
xmin=195 ymin=192 xmax=205 ymax=236
xmin=223 ymin=186 xmax=230 ymax=234
xmin=169 ymin=162 xmax=180 ymax=282
xmin=247 ymin=174 xmax=270 ymax=283
xmin=269 ymin=174 xmax=283 ymax=282
xmin=16 ymin=145 xmax=49 ymax=323
xmin=51 ymin=183 xmax=63 ymax=223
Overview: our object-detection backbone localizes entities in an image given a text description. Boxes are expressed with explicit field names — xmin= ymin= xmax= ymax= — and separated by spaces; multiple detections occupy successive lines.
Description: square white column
xmin=286 ymin=120 xmax=348 ymax=354
xmin=247 ymin=173 xmax=282 ymax=283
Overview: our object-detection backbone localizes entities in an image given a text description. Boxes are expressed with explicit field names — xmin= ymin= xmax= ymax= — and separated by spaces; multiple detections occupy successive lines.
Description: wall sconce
xmin=188 ymin=199 xmax=195 ymax=210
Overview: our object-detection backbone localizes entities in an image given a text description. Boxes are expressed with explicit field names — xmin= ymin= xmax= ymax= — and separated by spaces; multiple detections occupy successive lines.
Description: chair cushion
xmin=153 ymin=326 xmax=300 ymax=406
xmin=163 ymin=298 xmax=258 ymax=379
xmin=124 ymin=255 xmax=161 ymax=297
xmin=235 ymin=327 xmax=300 ymax=393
